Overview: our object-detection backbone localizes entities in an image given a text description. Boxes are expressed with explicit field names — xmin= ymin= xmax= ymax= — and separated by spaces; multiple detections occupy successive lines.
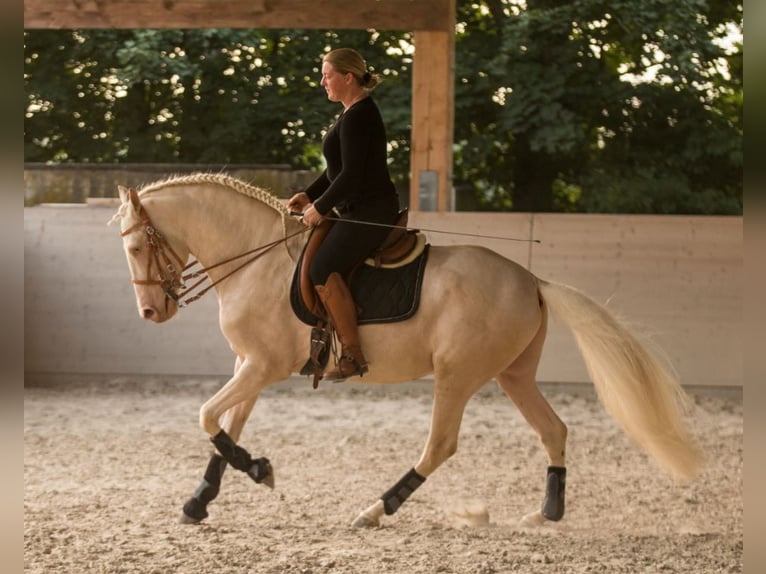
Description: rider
xmin=287 ymin=48 xmax=400 ymax=381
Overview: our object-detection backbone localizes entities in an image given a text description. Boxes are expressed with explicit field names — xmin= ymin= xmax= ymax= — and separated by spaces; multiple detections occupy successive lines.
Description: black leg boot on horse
xmin=315 ymin=272 xmax=369 ymax=381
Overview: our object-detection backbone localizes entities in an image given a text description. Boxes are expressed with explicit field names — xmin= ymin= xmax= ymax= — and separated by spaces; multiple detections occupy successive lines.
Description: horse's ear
xmin=117 ymin=185 xmax=141 ymax=210
xmin=117 ymin=186 xmax=142 ymax=213
xmin=128 ymin=188 xmax=141 ymax=211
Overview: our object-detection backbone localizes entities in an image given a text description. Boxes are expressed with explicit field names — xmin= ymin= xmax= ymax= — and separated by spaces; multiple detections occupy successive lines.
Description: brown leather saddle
xmin=297 ymin=209 xmax=424 ymax=320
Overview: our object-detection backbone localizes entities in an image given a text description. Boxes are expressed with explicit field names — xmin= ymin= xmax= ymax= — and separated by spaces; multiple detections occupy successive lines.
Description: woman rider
xmin=287 ymin=48 xmax=400 ymax=381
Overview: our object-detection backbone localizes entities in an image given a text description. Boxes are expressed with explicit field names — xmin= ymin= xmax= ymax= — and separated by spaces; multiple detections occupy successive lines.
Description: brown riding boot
xmin=314 ymin=272 xmax=369 ymax=381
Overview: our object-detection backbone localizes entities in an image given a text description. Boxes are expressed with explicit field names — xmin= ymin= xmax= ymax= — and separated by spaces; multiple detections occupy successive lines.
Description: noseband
xmin=120 ymin=188 xmax=308 ymax=308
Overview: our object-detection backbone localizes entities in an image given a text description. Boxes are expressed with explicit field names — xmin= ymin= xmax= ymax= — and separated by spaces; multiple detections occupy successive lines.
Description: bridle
xmin=120 ymin=188 xmax=308 ymax=308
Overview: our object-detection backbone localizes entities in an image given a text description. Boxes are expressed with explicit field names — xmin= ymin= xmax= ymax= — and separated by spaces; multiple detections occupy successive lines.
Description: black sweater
xmin=304 ymin=97 xmax=397 ymax=216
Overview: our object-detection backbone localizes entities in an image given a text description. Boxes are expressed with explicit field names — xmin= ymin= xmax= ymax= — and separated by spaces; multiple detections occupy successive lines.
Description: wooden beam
xmin=24 ymin=0 xmax=452 ymax=31
xmin=410 ymin=28 xmax=455 ymax=211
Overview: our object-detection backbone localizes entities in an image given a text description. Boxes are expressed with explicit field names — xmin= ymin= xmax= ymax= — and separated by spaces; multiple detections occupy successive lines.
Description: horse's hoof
xmin=178 ymin=512 xmax=203 ymax=525
xmin=261 ymin=470 xmax=275 ymax=490
xmin=351 ymin=514 xmax=380 ymax=528
xmin=519 ymin=510 xmax=547 ymax=528
xmin=247 ymin=457 xmax=275 ymax=489
xmin=180 ymin=498 xmax=208 ymax=524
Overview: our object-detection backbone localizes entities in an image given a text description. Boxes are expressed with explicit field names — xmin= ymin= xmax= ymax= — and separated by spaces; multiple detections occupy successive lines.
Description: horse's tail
xmin=537 ymin=278 xmax=704 ymax=481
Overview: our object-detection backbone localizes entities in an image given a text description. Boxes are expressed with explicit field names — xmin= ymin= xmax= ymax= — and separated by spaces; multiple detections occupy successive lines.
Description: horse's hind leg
xmin=496 ymin=302 xmax=569 ymax=525
xmin=351 ymin=375 xmax=482 ymax=528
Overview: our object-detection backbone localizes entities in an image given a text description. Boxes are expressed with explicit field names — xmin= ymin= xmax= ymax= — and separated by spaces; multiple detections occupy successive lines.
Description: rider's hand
xmin=301 ymin=204 xmax=325 ymax=227
xmin=287 ymin=192 xmax=310 ymax=213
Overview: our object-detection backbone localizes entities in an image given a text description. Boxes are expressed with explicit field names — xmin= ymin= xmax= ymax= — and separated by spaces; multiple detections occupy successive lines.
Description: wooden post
xmin=410 ymin=22 xmax=455 ymax=212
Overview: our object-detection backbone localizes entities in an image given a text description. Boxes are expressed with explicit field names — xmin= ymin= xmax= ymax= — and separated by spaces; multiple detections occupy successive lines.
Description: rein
xmin=289 ymin=211 xmax=541 ymax=244
xmin=175 ymin=229 xmax=307 ymax=307
xmin=122 ymin=189 xmax=308 ymax=307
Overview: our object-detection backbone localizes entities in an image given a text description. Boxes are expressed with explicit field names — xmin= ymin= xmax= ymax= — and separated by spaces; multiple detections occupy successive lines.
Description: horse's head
xmin=111 ymin=185 xmax=190 ymax=323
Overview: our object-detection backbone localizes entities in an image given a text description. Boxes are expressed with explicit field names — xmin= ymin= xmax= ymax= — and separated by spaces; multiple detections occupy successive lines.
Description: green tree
xmin=452 ymin=0 xmax=742 ymax=213
xmin=24 ymin=0 xmax=742 ymax=214
xmin=25 ymin=29 xmax=413 ymax=175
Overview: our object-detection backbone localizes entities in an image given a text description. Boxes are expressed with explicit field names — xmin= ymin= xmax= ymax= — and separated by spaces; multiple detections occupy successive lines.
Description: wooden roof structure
xmin=24 ymin=0 xmax=456 ymax=211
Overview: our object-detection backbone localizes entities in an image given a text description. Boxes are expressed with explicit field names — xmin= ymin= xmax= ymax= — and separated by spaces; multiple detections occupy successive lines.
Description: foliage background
xmin=23 ymin=0 xmax=742 ymax=214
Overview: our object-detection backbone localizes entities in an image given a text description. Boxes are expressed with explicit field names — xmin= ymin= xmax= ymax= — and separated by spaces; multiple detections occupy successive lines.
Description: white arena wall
xmin=24 ymin=204 xmax=742 ymax=388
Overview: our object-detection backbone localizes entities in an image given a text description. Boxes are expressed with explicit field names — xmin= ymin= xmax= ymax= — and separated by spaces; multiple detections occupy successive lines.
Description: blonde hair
xmin=323 ymin=48 xmax=381 ymax=91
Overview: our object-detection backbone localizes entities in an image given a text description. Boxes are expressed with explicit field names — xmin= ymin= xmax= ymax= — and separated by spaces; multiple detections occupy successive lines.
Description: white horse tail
xmin=537 ymin=278 xmax=704 ymax=481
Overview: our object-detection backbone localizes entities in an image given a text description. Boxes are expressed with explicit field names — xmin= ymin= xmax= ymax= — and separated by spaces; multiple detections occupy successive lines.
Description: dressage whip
xmin=289 ymin=212 xmax=541 ymax=244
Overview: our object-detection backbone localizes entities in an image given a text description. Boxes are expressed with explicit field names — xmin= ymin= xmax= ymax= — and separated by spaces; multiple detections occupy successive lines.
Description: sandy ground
xmin=24 ymin=376 xmax=742 ymax=574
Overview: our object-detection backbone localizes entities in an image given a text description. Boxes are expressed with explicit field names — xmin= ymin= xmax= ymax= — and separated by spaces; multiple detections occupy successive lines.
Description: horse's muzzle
xmin=139 ymin=301 xmax=177 ymax=323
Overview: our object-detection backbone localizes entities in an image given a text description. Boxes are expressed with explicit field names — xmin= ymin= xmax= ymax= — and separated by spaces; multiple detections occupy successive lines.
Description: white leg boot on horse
xmin=315 ymin=272 xmax=369 ymax=381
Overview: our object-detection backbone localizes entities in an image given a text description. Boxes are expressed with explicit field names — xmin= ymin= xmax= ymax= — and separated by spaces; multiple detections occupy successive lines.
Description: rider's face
xmin=320 ymin=61 xmax=352 ymax=104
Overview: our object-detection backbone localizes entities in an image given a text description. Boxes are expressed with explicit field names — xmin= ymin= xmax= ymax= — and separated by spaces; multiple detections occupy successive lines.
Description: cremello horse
xmin=111 ymin=173 xmax=702 ymax=528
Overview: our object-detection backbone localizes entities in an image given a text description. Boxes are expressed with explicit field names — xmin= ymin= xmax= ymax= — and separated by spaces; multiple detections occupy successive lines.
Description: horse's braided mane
xmin=138 ymin=172 xmax=289 ymax=217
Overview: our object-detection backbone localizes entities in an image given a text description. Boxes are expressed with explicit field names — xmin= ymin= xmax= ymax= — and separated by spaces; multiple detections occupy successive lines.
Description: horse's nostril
xmin=142 ymin=308 xmax=155 ymax=319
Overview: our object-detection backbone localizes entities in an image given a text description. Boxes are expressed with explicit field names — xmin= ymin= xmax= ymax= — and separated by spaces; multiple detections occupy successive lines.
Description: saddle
xmin=297 ymin=209 xmax=425 ymax=321
xmin=365 ymin=209 xmax=423 ymax=267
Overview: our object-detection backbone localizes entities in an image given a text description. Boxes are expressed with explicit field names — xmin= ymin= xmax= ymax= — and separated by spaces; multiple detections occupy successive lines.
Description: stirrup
xmin=323 ymin=353 xmax=369 ymax=382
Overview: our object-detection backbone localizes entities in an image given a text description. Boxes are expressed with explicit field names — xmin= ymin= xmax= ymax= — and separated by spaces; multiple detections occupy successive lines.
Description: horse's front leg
xmin=180 ymin=358 xmax=277 ymax=524
xmin=180 ymin=393 xmax=258 ymax=524
xmin=199 ymin=361 xmax=277 ymax=485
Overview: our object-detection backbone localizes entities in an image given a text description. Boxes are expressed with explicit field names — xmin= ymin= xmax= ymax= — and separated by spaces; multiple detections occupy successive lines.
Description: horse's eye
xmin=131 ymin=246 xmax=142 ymax=255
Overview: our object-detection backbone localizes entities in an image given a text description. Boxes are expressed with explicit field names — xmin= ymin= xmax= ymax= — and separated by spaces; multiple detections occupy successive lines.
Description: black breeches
xmin=309 ymin=206 xmax=397 ymax=286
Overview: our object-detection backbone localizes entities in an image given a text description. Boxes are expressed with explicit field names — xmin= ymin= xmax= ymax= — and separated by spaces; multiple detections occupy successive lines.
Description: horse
xmin=110 ymin=172 xmax=703 ymax=528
